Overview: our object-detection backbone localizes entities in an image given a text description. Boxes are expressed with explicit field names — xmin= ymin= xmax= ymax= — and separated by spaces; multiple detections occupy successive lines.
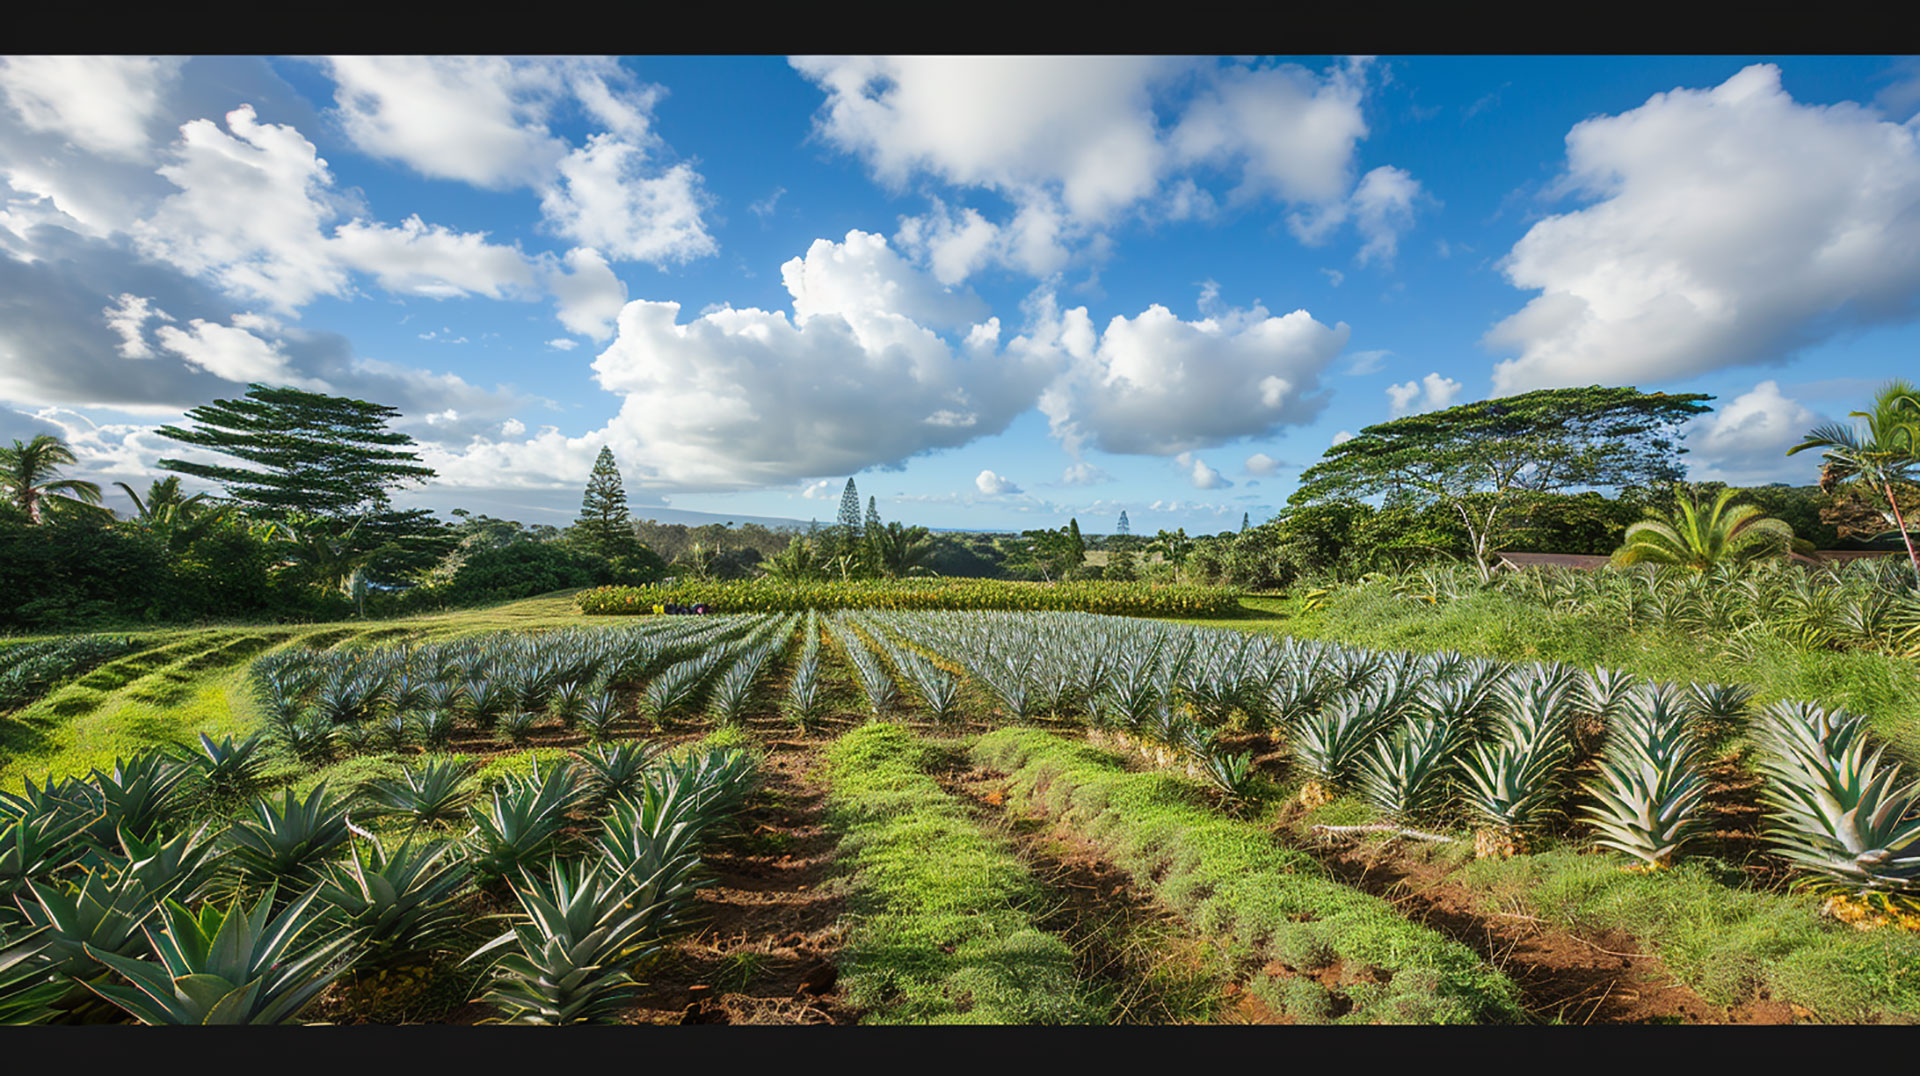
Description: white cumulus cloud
xmin=1386 ymin=371 xmax=1464 ymax=417
xmin=1034 ymin=292 xmax=1349 ymax=456
xmin=1684 ymin=380 xmax=1825 ymax=485
xmin=1244 ymin=452 xmax=1281 ymax=475
xmin=1489 ymin=64 xmax=1920 ymax=393
xmin=976 ymin=469 xmax=1021 ymax=495
xmin=1176 ymin=451 xmax=1233 ymax=489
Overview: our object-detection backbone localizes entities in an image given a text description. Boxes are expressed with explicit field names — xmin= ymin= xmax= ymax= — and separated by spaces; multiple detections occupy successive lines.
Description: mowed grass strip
xmin=823 ymin=722 xmax=1107 ymax=1024
xmin=971 ymin=728 xmax=1524 ymax=1025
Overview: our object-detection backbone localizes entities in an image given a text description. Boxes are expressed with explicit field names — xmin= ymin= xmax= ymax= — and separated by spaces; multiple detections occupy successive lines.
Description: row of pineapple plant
xmin=0 ymin=733 xmax=758 ymax=1024
xmin=852 ymin=612 xmax=1770 ymax=875
xmin=252 ymin=616 xmax=768 ymax=759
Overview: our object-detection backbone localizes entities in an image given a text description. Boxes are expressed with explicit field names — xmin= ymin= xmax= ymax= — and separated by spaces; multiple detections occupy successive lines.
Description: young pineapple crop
xmin=1752 ymin=700 xmax=1920 ymax=921
xmin=1578 ymin=690 xmax=1711 ymax=870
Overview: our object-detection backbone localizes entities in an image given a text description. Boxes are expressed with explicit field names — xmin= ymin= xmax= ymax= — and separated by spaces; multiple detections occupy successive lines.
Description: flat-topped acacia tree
xmin=1291 ymin=385 xmax=1713 ymax=582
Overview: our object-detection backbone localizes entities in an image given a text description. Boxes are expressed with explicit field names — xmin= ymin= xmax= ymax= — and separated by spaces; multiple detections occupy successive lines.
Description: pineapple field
xmin=2 ymin=592 xmax=1918 ymax=1025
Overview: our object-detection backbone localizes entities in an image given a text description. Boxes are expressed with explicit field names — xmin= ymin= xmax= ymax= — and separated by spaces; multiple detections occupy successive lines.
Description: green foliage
xmin=1293 ymin=385 xmax=1713 ymax=581
xmin=824 ymin=724 xmax=1106 ymax=1025
xmin=1613 ymin=487 xmax=1799 ymax=569
xmin=80 ymin=885 xmax=356 ymax=1024
xmin=0 ymin=433 xmax=103 ymax=524
xmin=969 ymin=728 xmax=1523 ymax=1023
xmin=579 ymin=577 xmax=1242 ymax=617
xmin=468 ymin=857 xmax=665 ymax=1025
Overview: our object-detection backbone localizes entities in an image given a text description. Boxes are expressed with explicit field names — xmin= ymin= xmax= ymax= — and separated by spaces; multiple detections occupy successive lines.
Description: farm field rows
xmin=2 ymin=592 xmax=1917 ymax=1024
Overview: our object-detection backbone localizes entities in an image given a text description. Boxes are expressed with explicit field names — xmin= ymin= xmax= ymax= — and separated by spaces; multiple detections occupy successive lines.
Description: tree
xmin=1241 ymin=512 xmax=1250 ymax=533
xmin=837 ymin=478 xmax=863 ymax=546
xmin=762 ymin=535 xmax=825 ymax=581
xmin=1067 ymin=518 xmax=1086 ymax=567
xmin=114 ymin=476 xmax=229 ymax=553
xmin=1788 ymin=380 xmax=1920 ymax=586
xmin=1291 ymin=385 xmax=1713 ymax=582
xmin=156 ymin=385 xmax=450 ymax=586
xmin=0 ymin=434 xmax=102 ymax=523
xmin=1611 ymin=487 xmax=1799 ymax=570
xmin=157 ymin=385 xmax=435 ymax=517
xmin=863 ymin=495 xmax=885 ymax=576
xmin=870 ymin=521 xmax=935 ymax=578
xmin=573 ymin=447 xmax=633 ymax=558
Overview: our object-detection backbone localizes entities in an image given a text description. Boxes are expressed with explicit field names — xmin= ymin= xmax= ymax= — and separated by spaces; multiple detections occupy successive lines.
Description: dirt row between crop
xmin=619 ymin=715 xmax=856 ymax=1025
xmin=1275 ymin=814 xmax=1798 ymax=1024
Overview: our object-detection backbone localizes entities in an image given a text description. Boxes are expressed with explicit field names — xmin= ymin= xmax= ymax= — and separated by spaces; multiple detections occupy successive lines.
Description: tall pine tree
xmin=574 ymin=446 xmax=633 ymax=557
xmin=1241 ymin=512 xmax=1250 ymax=532
xmin=864 ymin=495 xmax=884 ymax=577
xmin=1116 ymin=510 xmax=1130 ymax=535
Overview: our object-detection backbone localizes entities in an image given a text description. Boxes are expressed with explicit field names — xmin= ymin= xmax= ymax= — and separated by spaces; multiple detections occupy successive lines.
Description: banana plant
xmin=80 ymin=885 xmax=358 ymax=1024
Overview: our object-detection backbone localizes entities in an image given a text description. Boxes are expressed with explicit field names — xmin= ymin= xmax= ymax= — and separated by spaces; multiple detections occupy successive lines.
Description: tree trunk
xmin=1885 ymin=480 xmax=1920 ymax=590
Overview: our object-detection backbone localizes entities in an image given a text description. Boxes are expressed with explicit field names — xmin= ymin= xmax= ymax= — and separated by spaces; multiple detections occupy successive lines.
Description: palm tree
xmin=1788 ymin=380 xmax=1920 ymax=587
xmin=114 ymin=476 xmax=228 ymax=551
xmin=0 ymin=434 xmax=102 ymax=523
xmin=869 ymin=521 xmax=935 ymax=578
xmin=1611 ymin=488 xmax=1798 ymax=570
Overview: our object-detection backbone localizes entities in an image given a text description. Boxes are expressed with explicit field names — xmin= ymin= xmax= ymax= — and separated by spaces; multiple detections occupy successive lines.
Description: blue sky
xmin=4 ymin=55 xmax=1919 ymax=535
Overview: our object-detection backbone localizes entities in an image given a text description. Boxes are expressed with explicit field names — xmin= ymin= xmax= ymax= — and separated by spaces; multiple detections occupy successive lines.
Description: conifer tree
xmin=1116 ymin=510 xmax=1130 ymax=536
xmin=1241 ymin=512 xmax=1250 ymax=532
xmin=574 ymin=446 xmax=633 ymax=557
xmin=864 ymin=495 xmax=884 ymax=577
xmin=1068 ymin=517 xmax=1086 ymax=568
xmin=837 ymin=478 xmax=863 ymax=543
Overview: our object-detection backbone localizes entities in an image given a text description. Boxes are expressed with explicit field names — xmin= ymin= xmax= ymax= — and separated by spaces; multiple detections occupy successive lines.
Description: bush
xmin=578 ymin=578 xmax=1242 ymax=618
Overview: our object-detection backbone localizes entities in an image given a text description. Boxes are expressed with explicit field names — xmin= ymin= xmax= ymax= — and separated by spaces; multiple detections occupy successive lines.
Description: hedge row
xmin=576 ymin=578 xmax=1243 ymax=618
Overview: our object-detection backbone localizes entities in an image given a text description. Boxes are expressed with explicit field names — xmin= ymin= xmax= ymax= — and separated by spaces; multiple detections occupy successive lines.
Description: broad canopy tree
xmin=1290 ymin=386 xmax=1713 ymax=582
xmin=156 ymin=384 xmax=454 ymax=587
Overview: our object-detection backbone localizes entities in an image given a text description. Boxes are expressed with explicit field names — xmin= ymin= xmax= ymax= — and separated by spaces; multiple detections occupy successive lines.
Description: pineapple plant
xmin=1459 ymin=736 xmax=1567 ymax=859
xmin=1358 ymin=718 xmax=1468 ymax=822
xmin=1578 ymin=691 xmax=1710 ymax=870
xmin=1752 ymin=700 xmax=1920 ymax=922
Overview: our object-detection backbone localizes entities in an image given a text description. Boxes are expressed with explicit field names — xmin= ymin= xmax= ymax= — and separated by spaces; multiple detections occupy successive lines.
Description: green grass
xmin=1456 ymin=850 xmax=1920 ymax=1022
xmin=970 ymin=727 xmax=1523 ymax=1025
xmin=0 ymin=592 xmax=631 ymax=791
xmin=822 ymin=722 xmax=1107 ymax=1025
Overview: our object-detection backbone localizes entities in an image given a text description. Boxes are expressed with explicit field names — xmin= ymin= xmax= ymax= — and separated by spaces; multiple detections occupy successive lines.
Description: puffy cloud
xmin=320 ymin=56 xmax=716 ymax=272
xmin=1172 ymin=57 xmax=1371 ymax=222
xmin=544 ymin=247 xmax=628 ymax=340
xmin=1386 ymin=371 xmax=1464 ymax=417
xmin=1177 ymin=451 xmax=1233 ymax=489
xmin=539 ymin=135 xmax=714 ymax=264
xmin=1684 ymin=380 xmax=1824 ymax=484
xmin=1350 ymin=165 xmax=1427 ymax=267
xmin=0 ymin=56 xmax=186 ymax=159
xmin=1331 ymin=430 xmax=1355 ymax=445
xmin=781 ymin=229 xmax=987 ymax=331
xmin=151 ymin=314 xmax=324 ymax=389
xmin=427 ymin=232 xmax=1058 ymax=492
xmin=1060 ymin=461 xmax=1110 ymax=485
xmin=546 ymin=338 xmax=578 ymax=351
xmin=320 ymin=56 xmax=574 ymax=189
xmin=1489 ymin=64 xmax=1920 ymax=393
xmin=800 ymin=479 xmax=838 ymax=499
xmin=1244 ymin=452 xmax=1281 ymax=475
xmin=1034 ymin=293 xmax=1349 ymax=456
xmin=131 ymin=106 xmax=536 ymax=313
xmin=792 ymin=55 xmax=1175 ymax=221
xmin=796 ymin=56 xmax=1410 ymax=283
xmin=976 ymin=469 xmax=1021 ymax=495
xmin=103 ymin=293 xmax=172 ymax=359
